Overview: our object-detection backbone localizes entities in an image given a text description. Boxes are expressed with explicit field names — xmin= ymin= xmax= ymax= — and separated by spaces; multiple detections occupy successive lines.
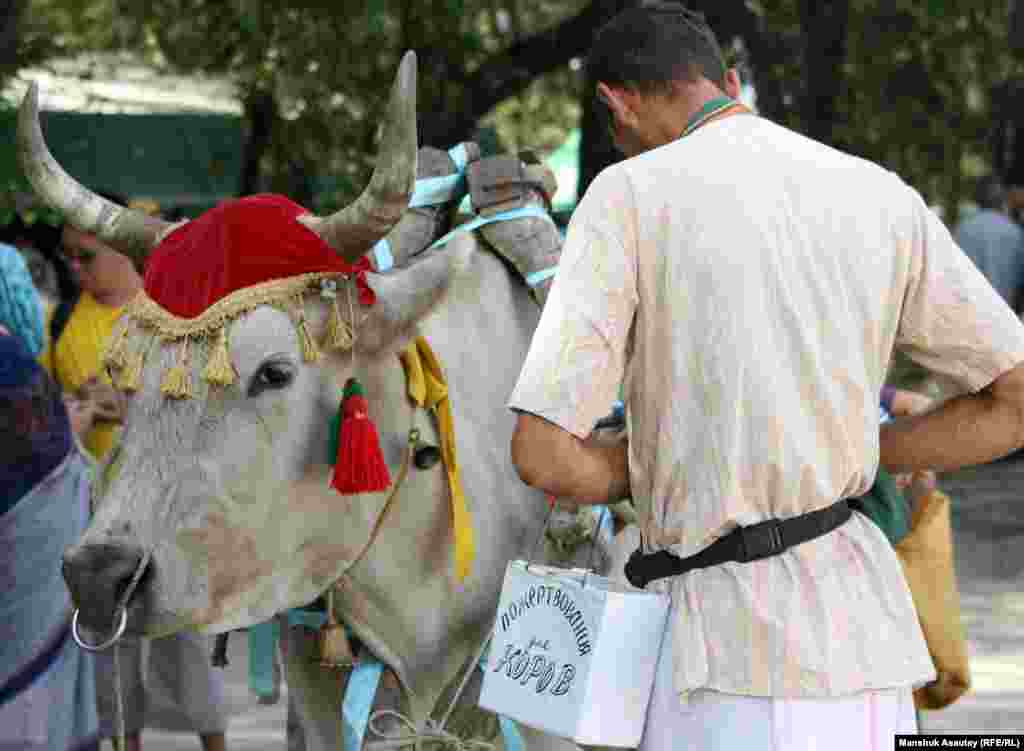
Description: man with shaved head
xmin=510 ymin=4 xmax=1024 ymax=748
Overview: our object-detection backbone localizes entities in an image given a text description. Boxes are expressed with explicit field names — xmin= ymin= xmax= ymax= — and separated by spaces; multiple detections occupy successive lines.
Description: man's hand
xmin=888 ymin=388 xmax=933 ymax=419
xmin=885 ymin=388 xmax=937 ymax=490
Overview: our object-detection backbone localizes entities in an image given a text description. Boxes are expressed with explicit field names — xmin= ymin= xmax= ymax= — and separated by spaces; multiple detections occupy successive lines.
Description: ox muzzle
xmin=62 ymin=540 xmax=148 ymax=643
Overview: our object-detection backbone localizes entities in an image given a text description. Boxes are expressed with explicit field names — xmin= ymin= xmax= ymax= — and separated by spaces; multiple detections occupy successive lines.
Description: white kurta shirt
xmin=509 ymin=112 xmax=1024 ymax=698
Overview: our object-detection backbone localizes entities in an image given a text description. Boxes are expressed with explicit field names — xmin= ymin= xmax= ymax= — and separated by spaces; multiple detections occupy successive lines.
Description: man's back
xmin=609 ymin=113 xmax=958 ymax=527
xmin=511 ymin=5 xmax=1024 ymax=741
xmin=954 ymin=208 xmax=1024 ymax=308
xmin=513 ymin=110 xmax=1024 ymax=697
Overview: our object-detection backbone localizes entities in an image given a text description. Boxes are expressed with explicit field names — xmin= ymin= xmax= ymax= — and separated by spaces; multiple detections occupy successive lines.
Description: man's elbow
xmin=989 ymin=361 xmax=1024 ymax=449
xmin=511 ymin=418 xmax=544 ymax=489
xmin=510 ymin=413 xmax=572 ymax=493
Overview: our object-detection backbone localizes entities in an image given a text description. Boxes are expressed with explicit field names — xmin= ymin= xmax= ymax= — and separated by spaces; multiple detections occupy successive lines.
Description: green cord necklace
xmin=679 ymin=96 xmax=745 ymax=139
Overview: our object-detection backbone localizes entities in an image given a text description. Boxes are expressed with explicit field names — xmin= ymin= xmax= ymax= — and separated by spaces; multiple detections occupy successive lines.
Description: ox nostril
xmin=62 ymin=541 xmax=147 ymax=631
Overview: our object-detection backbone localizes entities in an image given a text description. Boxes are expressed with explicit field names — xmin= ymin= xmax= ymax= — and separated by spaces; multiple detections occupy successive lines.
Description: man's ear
xmin=596 ymin=82 xmax=637 ymax=128
xmin=724 ymin=68 xmax=743 ymax=100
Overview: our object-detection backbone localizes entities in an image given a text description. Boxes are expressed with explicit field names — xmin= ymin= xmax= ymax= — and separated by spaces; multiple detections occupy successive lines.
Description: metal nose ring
xmin=71 ymin=608 xmax=128 ymax=652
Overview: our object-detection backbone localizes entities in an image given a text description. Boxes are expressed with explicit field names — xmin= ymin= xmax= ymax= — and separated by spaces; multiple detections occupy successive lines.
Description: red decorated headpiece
xmin=144 ymin=194 xmax=374 ymax=317
xmin=102 ymin=194 xmax=372 ymax=398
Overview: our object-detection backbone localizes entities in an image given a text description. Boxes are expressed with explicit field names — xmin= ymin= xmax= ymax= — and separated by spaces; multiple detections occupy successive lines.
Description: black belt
xmin=624 ymin=499 xmax=852 ymax=589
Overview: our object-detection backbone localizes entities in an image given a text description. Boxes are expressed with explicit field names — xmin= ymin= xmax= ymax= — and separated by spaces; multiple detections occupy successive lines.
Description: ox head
xmin=19 ymin=53 xmax=472 ymax=639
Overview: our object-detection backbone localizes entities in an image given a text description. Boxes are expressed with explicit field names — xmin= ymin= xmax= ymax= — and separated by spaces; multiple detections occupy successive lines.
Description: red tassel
xmin=330 ymin=378 xmax=391 ymax=494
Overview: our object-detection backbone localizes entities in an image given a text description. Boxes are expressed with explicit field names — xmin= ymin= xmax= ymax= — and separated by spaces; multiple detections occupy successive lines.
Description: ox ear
xmin=355 ymin=236 xmax=473 ymax=355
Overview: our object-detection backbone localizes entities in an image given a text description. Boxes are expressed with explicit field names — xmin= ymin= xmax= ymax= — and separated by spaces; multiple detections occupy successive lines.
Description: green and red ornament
xmin=328 ymin=377 xmax=392 ymax=495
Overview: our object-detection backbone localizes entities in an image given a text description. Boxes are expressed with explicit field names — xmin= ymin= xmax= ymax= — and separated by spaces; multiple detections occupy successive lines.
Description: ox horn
xmin=16 ymin=83 xmax=176 ymax=265
xmin=299 ymin=51 xmax=419 ymax=263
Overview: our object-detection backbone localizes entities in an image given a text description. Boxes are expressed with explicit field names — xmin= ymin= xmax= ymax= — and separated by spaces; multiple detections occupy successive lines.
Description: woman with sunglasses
xmin=40 ymin=192 xmax=142 ymax=462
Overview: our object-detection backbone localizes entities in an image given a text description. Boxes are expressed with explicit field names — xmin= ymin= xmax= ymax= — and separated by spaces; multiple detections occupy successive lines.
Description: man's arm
xmin=511 ymin=412 xmax=630 ymax=506
xmin=880 ymin=361 xmax=1024 ymax=474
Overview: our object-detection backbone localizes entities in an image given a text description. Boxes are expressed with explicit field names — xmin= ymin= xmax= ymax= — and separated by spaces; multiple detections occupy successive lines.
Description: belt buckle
xmin=738 ymin=519 xmax=785 ymax=562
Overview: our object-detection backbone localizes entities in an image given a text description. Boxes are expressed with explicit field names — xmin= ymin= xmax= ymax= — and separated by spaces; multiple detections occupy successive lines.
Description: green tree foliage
xmin=748 ymin=0 xmax=1020 ymax=224
xmin=21 ymin=0 xmax=607 ymax=210
xmin=1 ymin=0 xmax=64 ymax=86
xmin=12 ymin=0 xmax=1023 ymax=222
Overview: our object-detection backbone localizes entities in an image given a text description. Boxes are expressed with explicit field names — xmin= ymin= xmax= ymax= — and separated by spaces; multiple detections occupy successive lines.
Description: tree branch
xmin=0 ymin=0 xmax=27 ymax=73
xmin=419 ymin=0 xmax=627 ymax=147
xmin=798 ymin=0 xmax=850 ymax=147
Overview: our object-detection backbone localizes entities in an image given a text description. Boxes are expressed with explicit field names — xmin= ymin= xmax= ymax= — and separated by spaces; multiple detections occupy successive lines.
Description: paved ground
xmin=137 ymin=457 xmax=1024 ymax=749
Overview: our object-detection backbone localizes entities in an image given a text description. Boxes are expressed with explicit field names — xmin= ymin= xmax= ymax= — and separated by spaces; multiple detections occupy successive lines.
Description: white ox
xmin=22 ymin=53 xmax=619 ymax=751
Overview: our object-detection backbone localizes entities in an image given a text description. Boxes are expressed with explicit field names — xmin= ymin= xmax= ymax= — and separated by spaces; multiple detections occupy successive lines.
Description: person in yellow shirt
xmin=40 ymin=219 xmax=140 ymax=461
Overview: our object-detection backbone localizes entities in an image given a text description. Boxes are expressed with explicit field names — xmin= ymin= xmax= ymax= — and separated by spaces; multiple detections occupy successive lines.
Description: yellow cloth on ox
xmin=399 ymin=335 xmax=475 ymax=584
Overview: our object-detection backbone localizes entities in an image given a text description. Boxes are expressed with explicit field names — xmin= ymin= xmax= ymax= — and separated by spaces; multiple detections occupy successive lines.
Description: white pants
xmin=95 ymin=631 xmax=228 ymax=738
xmin=640 ymin=632 xmax=918 ymax=751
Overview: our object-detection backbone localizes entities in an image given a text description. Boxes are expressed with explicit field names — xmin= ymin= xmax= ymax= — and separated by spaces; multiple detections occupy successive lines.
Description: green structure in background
xmin=544 ymin=128 xmax=580 ymax=214
xmin=0 ymin=109 xmax=244 ymax=217
xmin=0 ymin=110 xmax=585 ymax=222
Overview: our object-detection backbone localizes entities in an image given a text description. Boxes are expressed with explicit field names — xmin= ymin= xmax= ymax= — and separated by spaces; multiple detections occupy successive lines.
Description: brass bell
xmin=414 ymin=443 xmax=442 ymax=470
xmin=316 ymin=585 xmax=355 ymax=669
xmin=317 ymin=622 xmax=355 ymax=669
xmin=412 ymin=428 xmax=442 ymax=470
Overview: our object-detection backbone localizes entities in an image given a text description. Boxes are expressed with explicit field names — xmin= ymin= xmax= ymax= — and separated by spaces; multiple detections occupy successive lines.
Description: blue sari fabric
xmin=0 ymin=445 xmax=98 ymax=749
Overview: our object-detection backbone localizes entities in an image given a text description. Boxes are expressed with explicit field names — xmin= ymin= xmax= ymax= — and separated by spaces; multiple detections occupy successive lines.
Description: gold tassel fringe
xmin=161 ymin=339 xmax=193 ymax=399
xmin=161 ymin=364 xmax=192 ymax=399
xmin=203 ymin=326 xmax=237 ymax=386
xmin=118 ymin=350 xmax=145 ymax=392
xmin=323 ymin=297 xmax=354 ymax=351
xmin=295 ymin=296 xmax=321 ymax=363
xmin=298 ymin=318 xmax=321 ymax=363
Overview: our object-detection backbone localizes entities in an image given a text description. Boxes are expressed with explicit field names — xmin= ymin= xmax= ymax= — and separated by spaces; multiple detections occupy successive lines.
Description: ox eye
xmin=249 ymin=361 xmax=295 ymax=397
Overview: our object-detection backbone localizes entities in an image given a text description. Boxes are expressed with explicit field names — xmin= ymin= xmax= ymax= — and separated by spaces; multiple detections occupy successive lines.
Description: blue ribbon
xmin=596 ymin=505 xmax=614 ymax=544
xmin=374 ymin=144 xmax=475 ymax=272
xmin=427 ymin=205 xmax=553 ymax=251
xmin=499 ymin=717 xmax=526 ymax=751
xmin=524 ymin=267 xmax=558 ymax=287
xmin=248 ymin=620 xmax=281 ymax=701
xmin=373 ymin=238 xmax=395 ymax=272
xmin=287 ymin=609 xmax=327 ymax=629
xmin=448 ymin=143 xmax=471 ymax=172
xmin=409 ymin=173 xmax=466 ymax=209
xmin=342 ymin=655 xmax=386 ymax=751
xmin=408 ymin=144 xmax=474 ymax=209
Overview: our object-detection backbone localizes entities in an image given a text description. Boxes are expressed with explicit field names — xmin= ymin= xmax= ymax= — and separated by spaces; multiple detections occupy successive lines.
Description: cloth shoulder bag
xmin=894 ymin=488 xmax=971 ymax=710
